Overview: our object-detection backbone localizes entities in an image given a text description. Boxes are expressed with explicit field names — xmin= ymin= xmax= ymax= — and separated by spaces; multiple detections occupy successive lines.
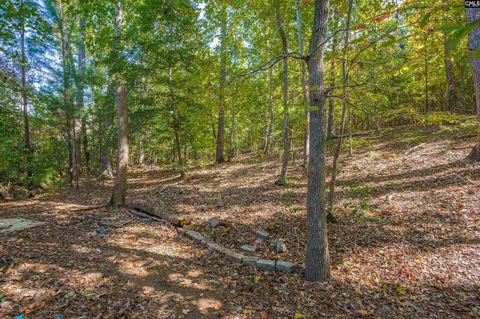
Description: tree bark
xmin=467 ymin=8 xmax=480 ymax=162
xmin=327 ymin=10 xmax=339 ymax=141
xmin=305 ymin=0 xmax=331 ymax=282
xmin=216 ymin=5 xmax=227 ymax=164
xmin=109 ymin=3 xmax=129 ymax=207
xmin=443 ymin=34 xmax=457 ymax=112
xmin=264 ymin=67 xmax=274 ymax=154
xmin=327 ymin=0 xmax=353 ymax=222
xmin=19 ymin=11 xmax=31 ymax=179
xmin=296 ymin=0 xmax=309 ymax=166
xmin=77 ymin=17 xmax=90 ymax=174
xmin=276 ymin=3 xmax=290 ymax=186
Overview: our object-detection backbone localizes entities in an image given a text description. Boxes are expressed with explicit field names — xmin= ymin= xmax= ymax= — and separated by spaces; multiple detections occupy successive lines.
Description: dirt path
xmin=1 ymin=126 xmax=479 ymax=318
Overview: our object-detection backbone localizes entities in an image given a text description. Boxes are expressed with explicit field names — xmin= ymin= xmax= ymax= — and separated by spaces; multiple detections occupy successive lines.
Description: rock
xmin=207 ymin=241 xmax=222 ymax=252
xmin=221 ymin=248 xmax=243 ymax=264
xmin=176 ymin=227 xmax=187 ymax=235
xmin=95 ymin=227 xmax=110 ymax=234
xmin=239 ymin=245 xmax=256 ymax=254
xmin=242 ymin=256 xmax=259 ymax=267
xmin=236 ymin=306 xmax=243 ymax=313
xmin=257 ymin=259 xmax=275 ymax=271
xmin=185 ymin=230 xmax=204 ymax=244
xmin=208 ymin=217 xmax=220 ymax=228
xmin=0 ymin=218 xmax=45 ymax=233
xmin=276 ymin=260 xmax=296 ymax=273
xmin=255 ymin=230 xmax=269 ymax=241
xmin=269 ymin=239 xmax=287 ymax=253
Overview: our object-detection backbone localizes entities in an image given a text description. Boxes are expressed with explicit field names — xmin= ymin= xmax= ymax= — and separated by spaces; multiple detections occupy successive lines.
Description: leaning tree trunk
xmin=216 ymin=5 xmax=227 ymax=164
xmin=109 ymin=3 xmax=129 ymax=208
xmin=326 ymin=0 xmax=353 ymax=223
xmin=305 ymin=0 xmax=331 ymax=282
xmin=296 ymin=0 xmax=309 ymax=166
xmin=467 ymin=8 xmax=480 ymax=162
xmin=276 ymin=4 xmax=290 ymax=186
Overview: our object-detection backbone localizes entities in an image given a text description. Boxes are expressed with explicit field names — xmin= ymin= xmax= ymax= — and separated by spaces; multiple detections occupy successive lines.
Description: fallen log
xmin=131 ymin=202 xmax=189 ymax=226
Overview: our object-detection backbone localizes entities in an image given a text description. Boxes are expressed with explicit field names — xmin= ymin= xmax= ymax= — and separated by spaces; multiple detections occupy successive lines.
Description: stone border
xmin=177 ymin=227 xmax=299 ymax=274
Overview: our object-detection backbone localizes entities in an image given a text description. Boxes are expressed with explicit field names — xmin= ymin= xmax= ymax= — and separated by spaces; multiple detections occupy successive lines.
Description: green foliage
xmin=345 ymin=186 xmax=374 ymax=198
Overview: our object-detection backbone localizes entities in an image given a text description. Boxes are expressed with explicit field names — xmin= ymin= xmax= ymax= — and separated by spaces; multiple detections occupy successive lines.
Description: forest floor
xmin=0 ymin=125 xmax=479 ymax=319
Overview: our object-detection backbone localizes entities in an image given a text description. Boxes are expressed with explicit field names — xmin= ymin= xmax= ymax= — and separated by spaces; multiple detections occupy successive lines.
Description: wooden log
xmin=131 ymin=202 xmax=189 ymax=226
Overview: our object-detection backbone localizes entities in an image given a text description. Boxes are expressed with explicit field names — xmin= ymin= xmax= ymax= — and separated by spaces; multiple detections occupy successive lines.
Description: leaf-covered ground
xmin=1 ymin=126 xmax=479 ymax=318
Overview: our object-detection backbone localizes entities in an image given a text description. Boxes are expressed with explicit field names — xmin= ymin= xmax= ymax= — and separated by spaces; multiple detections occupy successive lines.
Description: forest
xmin=0 ymin=0 xmax=479 ymax=318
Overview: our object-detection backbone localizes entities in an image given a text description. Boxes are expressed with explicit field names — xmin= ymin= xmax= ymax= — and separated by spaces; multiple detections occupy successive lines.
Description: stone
xmin=207 ymin=241 xmax=222 ymax=252
xmin=176 ymin=227 xmax=187 ymax=235
xmin=269 ymin=239 xmax=287 ymax=253
xmin=185 ymin=230 xmax=204 ymax=244
xmin=239 ymin=245 xmax=256 ymax=254
xmin=255 ymin=230 xmax=269 ymax=240
xmin=242 ymin=256 xmax=259 ymax=267
xmin=223 ymin=249 xmax=243 ymax=264
xmin=208 ymin=217 xmax=220 ymax=228
xmin=257 ymin=259 xmax=275 ymax=271
xmin=0 ymin=218 xmax=45 ymax=233
xmin=276 ymin=260 xmax=296 ymax=273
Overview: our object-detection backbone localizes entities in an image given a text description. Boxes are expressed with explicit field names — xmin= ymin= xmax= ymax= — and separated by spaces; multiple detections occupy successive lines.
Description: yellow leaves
xmin=354 ymin=287 xmax=363 ymax=296
xmin=294 ymin=313 xmax=305 ymax=319
xmin=357 ymin=309 xmax=372 ymax=316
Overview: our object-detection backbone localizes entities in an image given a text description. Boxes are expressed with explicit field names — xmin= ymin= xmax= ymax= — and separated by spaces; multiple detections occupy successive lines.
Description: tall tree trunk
xmin=109 ymin=3 xmax=129 ymax=207
xmin=169 ymin=67 xmax=185 ymax=178
xmin=77 ymin=18 xmax=90 ymax=174
xmin=216 ymin=5 xmax=227 ymax=164
xmin=264 ymin=67 xmax=274 ymax=154
xmin=424 ymin=32 xmax=429 ymax=113
xmin=305 ymin=0 xmax=331 ymax=282
xmin=326 ymin=0 xmax=353 ymax=223
xmin=443 ymin=34 xmax=457 ymax=112
xmin=276 ymin=3 xmax=290 ymax=186
xmin=20 ymin=14 xmax=31 ymax=179
xmin=327 ymin=10 xmax=339 ymax=141
xmin=467 ymin=8 xmax=480 ymax=162
xmin=57 ymin=2 xmax=75 ymax=188
xmin=296 ymin=0 xmax=309 ymax=166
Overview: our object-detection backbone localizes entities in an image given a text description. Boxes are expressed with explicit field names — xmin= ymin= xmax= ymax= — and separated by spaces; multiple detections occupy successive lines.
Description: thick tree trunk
xmin=296 ymin=0 xmax=309 ymax=166
xmin=20 ymin=20 xmax=31 ymax=179
xmin=216 ymin=6 xmax=227 ymax=164
xmin=110 ymin=3 xmax=129 ymax=207
xmin=327 ymin=0 xmax=353 ymax=222
xmin=276 ymin=4 xmax=290 ymax=186
xmin=57 ymin=3 xmax=76 ymax=188
xmin=110 ymin=84 xmax=129 ymax=207
xmin=467 ymin=8 xmax=480 ymax=162
xmin=305 ymin=0 xmax=331 ymax=282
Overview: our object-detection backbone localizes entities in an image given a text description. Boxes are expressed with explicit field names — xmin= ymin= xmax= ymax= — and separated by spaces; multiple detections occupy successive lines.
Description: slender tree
xmin=276 ymin=1 xmax=290 ymax=186
xmin=326 ymin=0 xmax=353 ymax=223
xmin=296 ymin=0 xmax=309 ymax=166
xmin=19 ymin=1 xmax=31 ymax=179
xmin=216 ymin=4 xmax=227 ymax=164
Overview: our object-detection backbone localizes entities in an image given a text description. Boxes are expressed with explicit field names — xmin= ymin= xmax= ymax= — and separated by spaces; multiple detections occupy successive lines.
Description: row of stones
xmin=176 ymin=228 xmax=298 ymax=273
